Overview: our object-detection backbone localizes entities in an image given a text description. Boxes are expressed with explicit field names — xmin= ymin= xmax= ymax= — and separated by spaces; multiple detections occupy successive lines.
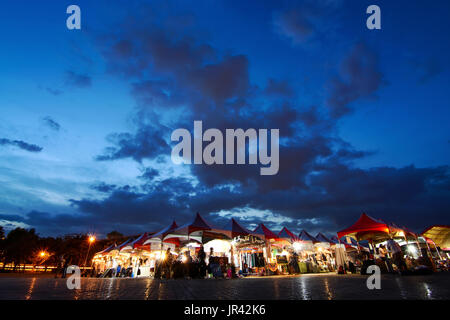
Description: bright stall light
xmin=204 ymin=239 xmax=231 ymax=253
xmin=407 ymin=245 xmax=417 ymax=255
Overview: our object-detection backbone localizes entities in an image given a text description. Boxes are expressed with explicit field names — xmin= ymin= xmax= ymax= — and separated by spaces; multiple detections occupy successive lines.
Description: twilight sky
xmin=0 ymin=0 xmax=449 ymax=237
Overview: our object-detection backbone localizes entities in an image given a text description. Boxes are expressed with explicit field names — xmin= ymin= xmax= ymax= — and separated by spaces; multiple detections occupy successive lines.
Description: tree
xmin=107 ymin=230 xmax=123 ymax=241
xmin=4 ymin=228 xmax=39 ymax=271
xmin=0 ymin=226 xmax=5 ymax=265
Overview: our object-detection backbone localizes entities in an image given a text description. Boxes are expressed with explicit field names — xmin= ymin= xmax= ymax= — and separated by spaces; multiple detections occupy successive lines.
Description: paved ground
xmin=0 ymin=272 xmax=449 ymax=300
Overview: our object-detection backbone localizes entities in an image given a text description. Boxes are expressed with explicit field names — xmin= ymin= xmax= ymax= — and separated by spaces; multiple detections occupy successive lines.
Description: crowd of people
xmin=153 ymin=247 xmax=240 ymax=279
xmin=343 ymin=240 xmax=444 ymax=275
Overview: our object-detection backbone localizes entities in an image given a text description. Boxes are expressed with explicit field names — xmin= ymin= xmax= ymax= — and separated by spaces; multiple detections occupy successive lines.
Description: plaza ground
xmin=0 ymin=272 xmax=449 ymax=300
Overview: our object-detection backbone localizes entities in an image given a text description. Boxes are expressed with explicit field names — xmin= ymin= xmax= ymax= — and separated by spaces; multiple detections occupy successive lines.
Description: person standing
xmin=386 ymin=238 xmax=406 ymax=273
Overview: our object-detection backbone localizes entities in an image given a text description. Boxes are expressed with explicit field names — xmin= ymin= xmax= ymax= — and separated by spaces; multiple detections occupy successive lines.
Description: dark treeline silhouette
xmin=0 ymin=226 xmax=127 ymax=272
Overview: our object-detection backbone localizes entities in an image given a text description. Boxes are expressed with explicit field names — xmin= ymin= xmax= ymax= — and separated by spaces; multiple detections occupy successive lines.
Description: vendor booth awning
xmin=278 ymin=227 xmax=300 ymax=242
xmin=253 ymin=223 xmax=279 ymax=240
xmin=337 ymin=213 xmax=394 ymax=241
xmin=422 ymin=225 xmax=450 ymax=250
xmin=298 ymin=230 xmax=318 ymax=243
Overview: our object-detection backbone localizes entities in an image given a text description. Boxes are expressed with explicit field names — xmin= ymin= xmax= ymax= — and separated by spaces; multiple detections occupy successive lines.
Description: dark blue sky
xmin=0 ymin=0 xmax=449 ymax=237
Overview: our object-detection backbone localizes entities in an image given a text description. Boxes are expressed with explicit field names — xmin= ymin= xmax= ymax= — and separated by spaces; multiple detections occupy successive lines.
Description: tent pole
xmin=337 ymin=237 xmax=346 ymax=272
xmin=403 ymin=234 xmax=410 ymax=257
xmin=432 ymin=240 xmax=443 ymax=260
xmin=414 ymin=236 xmax=423 ymax=257
xmin=369 ymin=239 xmax=375 ymax=256
xmin=424 ymin=238 xmax=433 ymax=258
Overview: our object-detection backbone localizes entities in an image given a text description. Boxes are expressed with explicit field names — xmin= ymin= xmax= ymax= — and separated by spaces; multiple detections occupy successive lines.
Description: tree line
xmin=0 ymin=226 xmax=127 ymax=272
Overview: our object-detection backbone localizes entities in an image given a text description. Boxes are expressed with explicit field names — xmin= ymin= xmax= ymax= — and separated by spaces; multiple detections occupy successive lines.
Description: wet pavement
xmin=0 ymin=273 xmax=449 ymax=300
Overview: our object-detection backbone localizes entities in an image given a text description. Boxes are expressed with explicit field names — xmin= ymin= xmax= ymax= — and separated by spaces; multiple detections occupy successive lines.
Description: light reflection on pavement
xmin=0 ymin=273 xmax=449 ymax=300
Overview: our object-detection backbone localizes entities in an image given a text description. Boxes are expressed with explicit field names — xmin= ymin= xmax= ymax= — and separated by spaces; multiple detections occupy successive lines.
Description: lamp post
xmin=83 ymin=235 xmax=96 ymax=270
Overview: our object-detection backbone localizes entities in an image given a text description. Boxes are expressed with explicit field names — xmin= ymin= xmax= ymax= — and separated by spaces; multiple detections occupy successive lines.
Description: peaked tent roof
xmin=253 ymin=223 xmax=279 ymax=240
xmin=222 ymin=218 xmax=253 ymax=238
xmin=120 ymin=234 xmax=146 ymax=251
xmin=131 ymin=232 xmax=155 ymax=249
xmin=315 ymin=233 xmax=335 ymax=245
xmin=96 ymin=243 xmax=116 ymax=256
xmin=329 ymin=236 xmax=339 ymax=244
xmin=278 ymin=227 xmax=300 ymax=242
xmin=173 ymin=213 xmax=215 ymax=235
xmin=115 ymin=238 xmax=133 ymax=251
xmin=337 ymin=213 xmax=391 ymax=241
xmin=164 ymin=213 xmax=229 ymax=243
xmin=149 ymin=220 xmax=179 ymax=240
xmin=298 ymin=230 xmax=318 ymax=243
xmin=422 ymin=225 xmax=450 ymax=250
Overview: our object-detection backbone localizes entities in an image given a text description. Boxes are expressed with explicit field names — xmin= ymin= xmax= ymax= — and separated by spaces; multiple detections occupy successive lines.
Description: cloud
xmin=90 ymin=182 xmax=117 ymax=193
xmin=64 ymin=71 xmax=92 ymax=88
xmin=6 ymin=3 xmax=448 ymax=238
xmin=9 ymin=162 xmax=447 ymax=236
xmin=0 ymin=138 xmax=43 ymax=152
xmin=264 ymin=78 xmax=295 ymax=97
xmin=46 ymin=87 xmax=63 ymax=96
xmin=412 ymin=58 xmax=443 ymax=84
xmin=139 ymin=167 xmax=159 ymax=181
xmin=95 ymin=121 xmax=170 ymax=162
xmin=42 ymin=116 xmax=61 ymax=131
xmin=273 ymin=0 xmax=341 ymax=45
xmin=326 ymin=43 xmax=383 ymax=118
xmin=274 ymin=9 xmax=314 ymax=44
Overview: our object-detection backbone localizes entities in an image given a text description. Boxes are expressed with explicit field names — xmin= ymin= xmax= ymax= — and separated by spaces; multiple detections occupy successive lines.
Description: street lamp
xmin=83 ymin=235 xmax=96 ymax=270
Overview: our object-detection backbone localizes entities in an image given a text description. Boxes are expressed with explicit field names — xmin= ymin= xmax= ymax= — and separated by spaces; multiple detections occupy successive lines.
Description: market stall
xmin=221 ymin=218 xmax=256 ymax=272
xmin=314 ymin=233 xmax=337 ymax=272
xmin=95 ymin=238 xmax=135 ymax=277
xmin=119 ymin=232 xmax=155 ymax=277
xmin=337 ymin=213 xmax=414 ymax=273
xmin=92 ymin=243 xmax=116 ymax=275
xmin=296 ymin=230 xmax=319 ymax=273
xmin=251 ymin=223 xmax=281 ymax=275
xmin=276 ymin=227 xmax=301 ymax=274
xmin=163 ymin=213 xmax=233 ymax=278
xmin=422 ymin=225 xmax=450 ymax=260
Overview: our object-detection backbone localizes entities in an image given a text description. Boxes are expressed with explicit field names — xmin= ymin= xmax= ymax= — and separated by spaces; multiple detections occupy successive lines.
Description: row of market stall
xmin=91 ymin=213 xmax=449 ymax=278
